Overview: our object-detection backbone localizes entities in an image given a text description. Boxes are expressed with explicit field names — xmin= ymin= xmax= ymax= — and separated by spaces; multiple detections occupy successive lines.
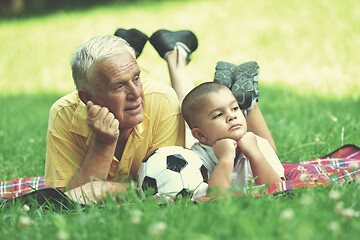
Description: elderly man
xmin=45 ymin=29 xmax=198 ymax=198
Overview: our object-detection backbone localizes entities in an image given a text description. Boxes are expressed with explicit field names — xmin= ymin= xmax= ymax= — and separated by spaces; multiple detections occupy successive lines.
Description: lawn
xmin=1 ymin=0 xmax=359 ymax=239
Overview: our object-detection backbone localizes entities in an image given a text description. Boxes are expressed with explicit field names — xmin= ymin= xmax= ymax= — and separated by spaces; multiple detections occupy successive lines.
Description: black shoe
xmin=213 ymin=61 xmax=237 ymax=89
xmin=114 ymin=28 xmax=148 ymax=58
xmin=149 ymin=29 xmax=198 ymax=63
xmin=232 ymin=61 xmax=259 ymax=112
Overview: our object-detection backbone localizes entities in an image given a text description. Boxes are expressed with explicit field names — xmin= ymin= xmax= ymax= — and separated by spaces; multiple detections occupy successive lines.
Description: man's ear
xmin=78 ymin=89 xmax=91 ymax=105
xmin=191 ymin=128 xmax=208 ymax=144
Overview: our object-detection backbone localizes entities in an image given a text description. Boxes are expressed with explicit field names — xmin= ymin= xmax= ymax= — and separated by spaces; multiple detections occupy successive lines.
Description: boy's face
xmin=193 ymin=88 xmax=247 ymax=146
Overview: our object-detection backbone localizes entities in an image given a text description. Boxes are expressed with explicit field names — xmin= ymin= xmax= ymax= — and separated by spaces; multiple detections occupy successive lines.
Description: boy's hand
xmin=213 ymin=138 xmax=237 ymax=163
xmin=86 ymin=101 xmax=120 ymax=144
xmin=237 ymin=132 xmax=283 ymax=185
xmin=207 ymin=138 xmax=237 ymax=192
xmin=236 ymin=132 xmax=259 ymax=158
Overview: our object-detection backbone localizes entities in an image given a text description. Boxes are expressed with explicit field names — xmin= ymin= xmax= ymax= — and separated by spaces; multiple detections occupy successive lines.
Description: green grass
xmin=0 ymin=94 xmax=61 ymax=180
xmin=2 ymin=184 xmax=360 ymax=239
xmin=1 ymin=0 xmax=360 ymax=239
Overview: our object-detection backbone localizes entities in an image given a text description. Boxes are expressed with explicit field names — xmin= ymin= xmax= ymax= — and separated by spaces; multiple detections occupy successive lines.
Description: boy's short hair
xmin=181 ymin=82 xmax=228 ymax=129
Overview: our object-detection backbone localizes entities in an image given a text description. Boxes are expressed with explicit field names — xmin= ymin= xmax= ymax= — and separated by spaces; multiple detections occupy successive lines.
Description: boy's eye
xmin=232 ymin=106 xmax=239 ymax=111
xmin=212 ymin=113 xmax=222 ymax=119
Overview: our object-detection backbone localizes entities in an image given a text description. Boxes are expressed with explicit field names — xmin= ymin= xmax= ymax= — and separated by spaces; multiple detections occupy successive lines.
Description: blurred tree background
xmin=1 ymin=0 xmax=158 ymax=17
xmin=0 ymin=0 xmax=358 ymax=175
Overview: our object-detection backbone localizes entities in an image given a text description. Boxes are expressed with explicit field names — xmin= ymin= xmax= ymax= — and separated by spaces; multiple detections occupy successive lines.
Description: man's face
xmin=90 ymin=52 xmax=145 ymax=131
xmin=196 ymin=88 xmax=247 ymax=146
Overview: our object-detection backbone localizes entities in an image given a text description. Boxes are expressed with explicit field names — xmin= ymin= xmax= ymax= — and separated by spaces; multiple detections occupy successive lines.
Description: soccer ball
xmin=137 ymin=146 xmax=208 ymax=200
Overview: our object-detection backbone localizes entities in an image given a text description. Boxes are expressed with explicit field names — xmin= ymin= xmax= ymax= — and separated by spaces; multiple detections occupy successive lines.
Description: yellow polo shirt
xmin=45 ymin=80 xmax=185 ymax=188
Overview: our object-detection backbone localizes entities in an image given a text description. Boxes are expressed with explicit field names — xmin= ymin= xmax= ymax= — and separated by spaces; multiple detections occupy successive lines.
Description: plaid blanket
xmin=1 ymin=144 xmax=359 ymax=203
xmin=0 ymin=176 xmax=51 ymax=203
xmin=265 ymin=144 xmax=360 ymax=195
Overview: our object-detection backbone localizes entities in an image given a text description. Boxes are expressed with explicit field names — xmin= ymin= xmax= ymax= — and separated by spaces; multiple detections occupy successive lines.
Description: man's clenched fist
xmin=86 ymin=101 xmax=120 ymax=144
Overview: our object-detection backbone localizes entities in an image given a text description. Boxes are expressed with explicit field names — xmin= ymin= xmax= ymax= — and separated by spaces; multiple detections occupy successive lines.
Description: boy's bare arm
xmin=237 ymin=132 xmax=282 ymax=185
xmin=207 ymin=139 xmax=237 ymax=190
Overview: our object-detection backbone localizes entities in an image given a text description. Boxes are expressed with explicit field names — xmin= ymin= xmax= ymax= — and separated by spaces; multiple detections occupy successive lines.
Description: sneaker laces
xmin=163 ymin=42 xmax=190 ymax=67
xmin=175 ymin=42 xmax=190 ymax=66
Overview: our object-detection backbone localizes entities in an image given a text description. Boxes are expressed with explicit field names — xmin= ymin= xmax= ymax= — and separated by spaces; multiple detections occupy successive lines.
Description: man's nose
xmin=126 ymin=82 xmax=140 ymax=99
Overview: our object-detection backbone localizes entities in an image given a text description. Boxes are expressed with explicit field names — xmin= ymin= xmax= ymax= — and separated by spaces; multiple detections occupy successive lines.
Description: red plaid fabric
xmin=266 ymin=144 xmax=360 ymax=195
xmin=1 ymin=145 xmax=359 ymax=203
xmin=198 ymin=144 xmax=360 ymax=201
xmin=0 ymin=176 xmax=52 ymax=202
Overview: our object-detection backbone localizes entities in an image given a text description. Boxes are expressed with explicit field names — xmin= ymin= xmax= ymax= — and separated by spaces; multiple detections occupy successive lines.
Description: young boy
xmin=181 ymin=82 xmax=284 ymax=190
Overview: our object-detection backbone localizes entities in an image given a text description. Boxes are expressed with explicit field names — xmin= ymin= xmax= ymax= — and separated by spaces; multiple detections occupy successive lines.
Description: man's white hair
xmin=70 ymin=35 xmax=136 ymax=90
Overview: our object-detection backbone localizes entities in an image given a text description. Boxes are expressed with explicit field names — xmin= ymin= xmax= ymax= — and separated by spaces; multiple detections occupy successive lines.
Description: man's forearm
xmin=67 ymin=138 xmax=117 ymax=189
xmin=65 ymin=181 xmax=131 ymax=204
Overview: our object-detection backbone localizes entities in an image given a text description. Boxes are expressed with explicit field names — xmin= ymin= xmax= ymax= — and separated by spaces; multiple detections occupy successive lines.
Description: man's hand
xmin=65 ymin=181 xmax=131 ymax=205
xmin=87 ymin=101 xmax=120 ymax=144
xmin=67 ymin=101 xmax=119 ymax=189
xmin=68 ymin=101 xmax=120 ymax=189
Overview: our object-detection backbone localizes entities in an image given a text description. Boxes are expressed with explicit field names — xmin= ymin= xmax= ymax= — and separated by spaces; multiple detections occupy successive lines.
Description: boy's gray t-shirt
xmin=191 ymin=135 xmax=285 ymax=187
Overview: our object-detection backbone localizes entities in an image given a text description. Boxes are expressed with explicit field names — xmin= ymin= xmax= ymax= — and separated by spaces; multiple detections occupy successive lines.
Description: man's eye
xmin=134 ymin=76 xmax=141 ymax=83
xmin=116 ymin=84 xmax=124 ymax=89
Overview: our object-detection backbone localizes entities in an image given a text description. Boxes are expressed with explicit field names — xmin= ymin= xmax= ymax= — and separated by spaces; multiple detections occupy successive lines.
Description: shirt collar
xmin=198 ymin=142 xmax=219 ymax=164
xmin=70 ymin=94 xmax=90 ymax=138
